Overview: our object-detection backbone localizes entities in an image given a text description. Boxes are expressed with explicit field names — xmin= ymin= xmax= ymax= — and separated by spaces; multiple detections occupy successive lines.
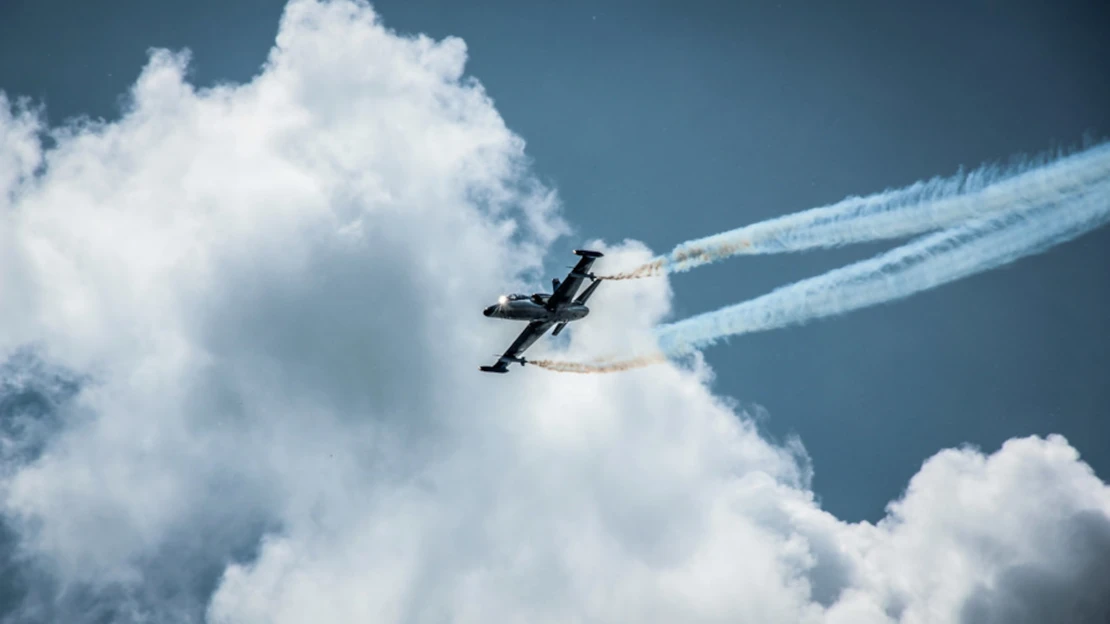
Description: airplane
xmin=480 ymin=249 xmax=604 ymax=373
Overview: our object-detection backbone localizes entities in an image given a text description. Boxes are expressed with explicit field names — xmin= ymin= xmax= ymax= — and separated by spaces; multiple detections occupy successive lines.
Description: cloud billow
xmin=0 ymin=1 xmax=1106 ymax=622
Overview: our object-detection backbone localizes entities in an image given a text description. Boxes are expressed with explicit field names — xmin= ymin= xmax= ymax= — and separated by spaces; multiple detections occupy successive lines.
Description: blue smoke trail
xmin=654 ymin=179 xmax=1109 ymax=357
xmin=536 ymin=175 xmax=1109 ymax=373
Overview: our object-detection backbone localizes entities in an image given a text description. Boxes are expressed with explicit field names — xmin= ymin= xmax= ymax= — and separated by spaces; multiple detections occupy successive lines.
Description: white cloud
xmin=0 ymin=1 xmax=1107 ymax=622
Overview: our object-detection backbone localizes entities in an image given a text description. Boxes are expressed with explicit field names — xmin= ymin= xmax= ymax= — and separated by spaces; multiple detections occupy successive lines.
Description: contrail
xmin=602 ymin=143 xmax=1110 ymax=280
xmin=542 ymin=177 xmax=1110 ymax=373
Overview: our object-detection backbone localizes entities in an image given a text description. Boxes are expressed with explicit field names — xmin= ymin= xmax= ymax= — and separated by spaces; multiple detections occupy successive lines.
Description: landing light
xmin=498 ymin=295 xmax=508 ymax=305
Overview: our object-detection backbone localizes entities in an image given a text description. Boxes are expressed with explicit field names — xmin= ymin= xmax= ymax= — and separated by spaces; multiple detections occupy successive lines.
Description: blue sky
xmin=1 ymin=1 xmax=1109 ymax=622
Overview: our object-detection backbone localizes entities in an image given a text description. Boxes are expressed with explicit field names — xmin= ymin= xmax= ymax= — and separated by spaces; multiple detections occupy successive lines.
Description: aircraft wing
xmin=480 ymin=320 xmax=556 ymax=373
xmin=545 ymin=250 xmax=603 ymax=309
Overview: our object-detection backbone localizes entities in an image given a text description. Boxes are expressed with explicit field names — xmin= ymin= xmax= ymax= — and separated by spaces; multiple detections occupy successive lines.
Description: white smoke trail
xmin=603 ymin=143 xmax=1110 ymax=280
xmin=656 ymin=180 xmax=1110 ymax=356
xmin=541 ymin=178 xmax=1110 ymax=373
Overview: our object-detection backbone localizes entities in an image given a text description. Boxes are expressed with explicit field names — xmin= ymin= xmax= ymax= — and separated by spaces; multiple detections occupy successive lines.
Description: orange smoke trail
xmin=530 ymin=353 xmax=668 ymax=374
xmin=598 ymin=259 xmax=666 ymax=281
xmin=599 ymin=241 xmax=754 ymax=280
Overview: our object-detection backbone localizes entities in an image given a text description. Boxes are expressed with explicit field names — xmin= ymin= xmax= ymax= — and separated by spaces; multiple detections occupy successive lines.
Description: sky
xmin=0 ymin=1 xmax=1108 ymax=622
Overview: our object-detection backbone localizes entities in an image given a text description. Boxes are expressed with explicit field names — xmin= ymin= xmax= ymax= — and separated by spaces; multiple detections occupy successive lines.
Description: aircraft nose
xmin=483 ymin=306 xmax=495 ymax=317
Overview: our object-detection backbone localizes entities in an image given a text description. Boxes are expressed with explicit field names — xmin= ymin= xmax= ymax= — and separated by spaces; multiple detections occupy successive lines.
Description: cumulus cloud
xmin=0 ymin=1 xmax=1107 ymax=622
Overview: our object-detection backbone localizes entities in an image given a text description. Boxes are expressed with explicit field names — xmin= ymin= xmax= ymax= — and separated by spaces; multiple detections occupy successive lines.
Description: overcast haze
xmin=1 ymin=1 xmax=1109 ymax=622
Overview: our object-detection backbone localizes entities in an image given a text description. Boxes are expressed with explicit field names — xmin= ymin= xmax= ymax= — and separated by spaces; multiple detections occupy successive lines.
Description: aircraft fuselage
xmin=483 ymin=298 xmax=589 ymax=323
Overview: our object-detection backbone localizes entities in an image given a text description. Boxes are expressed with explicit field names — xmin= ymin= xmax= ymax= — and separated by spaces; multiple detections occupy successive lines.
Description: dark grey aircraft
xmin=480 ymin=249 xmax=604 ymax=373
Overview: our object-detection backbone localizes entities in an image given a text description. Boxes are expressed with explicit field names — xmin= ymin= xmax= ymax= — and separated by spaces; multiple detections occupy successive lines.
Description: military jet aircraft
xmin=480 ymin=249 xmax=604 ymax=373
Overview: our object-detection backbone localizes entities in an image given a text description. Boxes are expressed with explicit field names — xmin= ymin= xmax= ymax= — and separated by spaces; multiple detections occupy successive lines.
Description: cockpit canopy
xmin=497 ymin=293 xmax=550 ymax=308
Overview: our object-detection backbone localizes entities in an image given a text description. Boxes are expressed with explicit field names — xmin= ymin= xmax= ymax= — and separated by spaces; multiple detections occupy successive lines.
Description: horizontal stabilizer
xmin=480 ymin=364 xmax=509 ymax=373
xmin=551 ymin=321 xmax=569 ymax=336
xmin=574 ymin=249 xmax=604 ymax=258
